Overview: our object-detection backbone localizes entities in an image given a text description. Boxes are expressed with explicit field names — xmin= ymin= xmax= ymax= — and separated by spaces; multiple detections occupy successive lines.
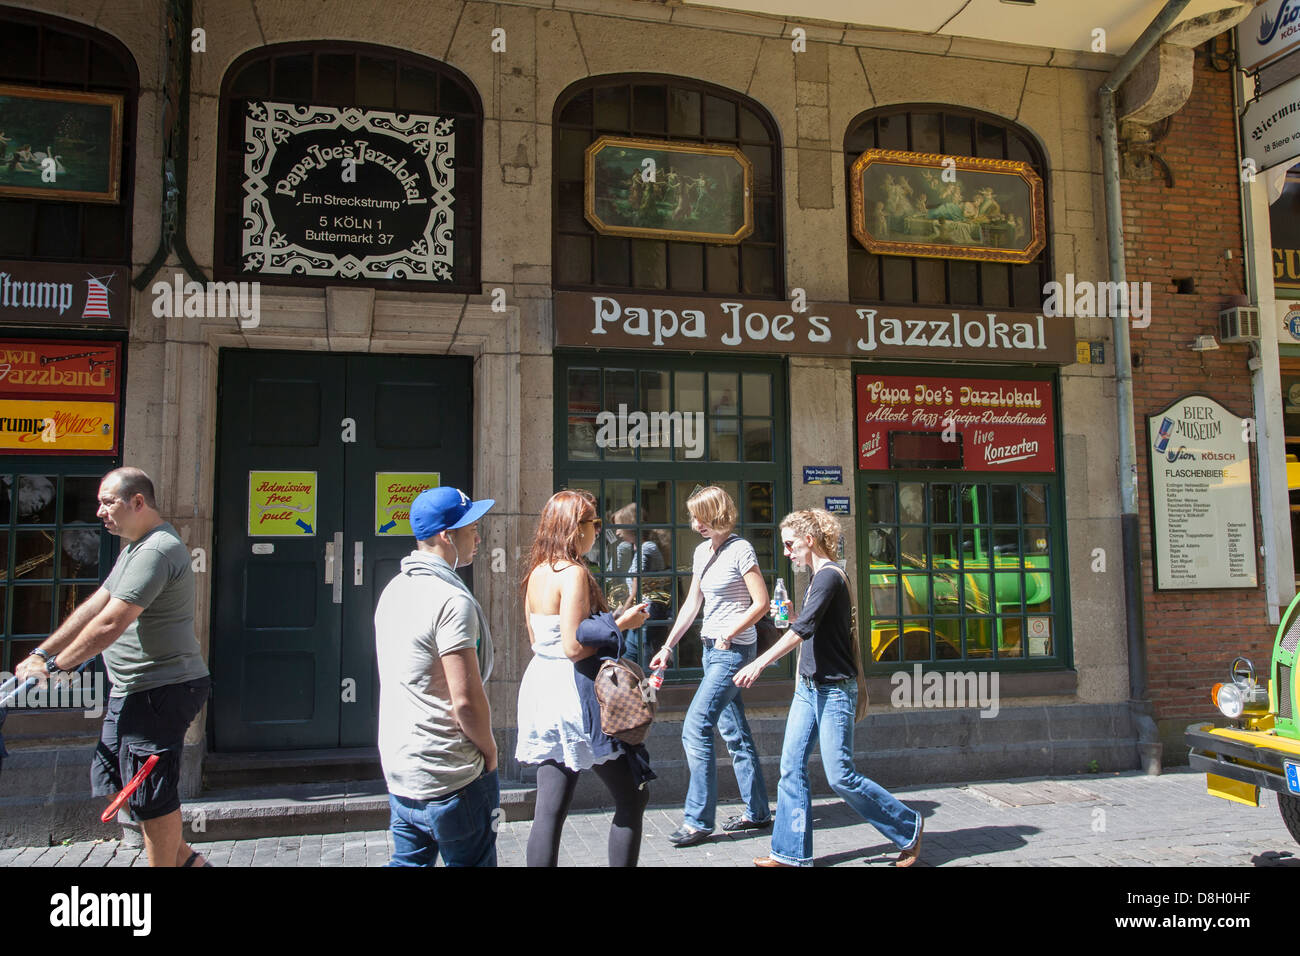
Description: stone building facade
xmin=1 ymin=0 xmax=1273 ymax=838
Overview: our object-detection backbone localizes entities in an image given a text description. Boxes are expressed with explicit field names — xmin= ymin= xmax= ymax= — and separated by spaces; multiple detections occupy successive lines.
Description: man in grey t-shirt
xmin=16 ymin=467 xmax=211 ymax=867
xmin=374 ymin=485 xmax=499 ymax=866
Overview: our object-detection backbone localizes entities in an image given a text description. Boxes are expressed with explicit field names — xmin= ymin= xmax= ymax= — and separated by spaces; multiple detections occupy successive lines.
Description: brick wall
xmin=1124 ymin=41 xmax=1271 ymax=742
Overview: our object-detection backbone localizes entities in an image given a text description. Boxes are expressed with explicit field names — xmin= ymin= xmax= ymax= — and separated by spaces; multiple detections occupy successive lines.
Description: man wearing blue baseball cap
xmin=374 ymin=485 xmax=499 ymax=866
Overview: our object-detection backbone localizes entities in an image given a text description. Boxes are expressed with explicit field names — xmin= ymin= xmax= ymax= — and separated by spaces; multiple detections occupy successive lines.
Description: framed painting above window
xmin=584 ymin=135 xmax=754 ymax=244
xmin=0 ymin=84 xmax=123 ymax=204
xmin=849 ymin=149 xmax=1045 ymax=265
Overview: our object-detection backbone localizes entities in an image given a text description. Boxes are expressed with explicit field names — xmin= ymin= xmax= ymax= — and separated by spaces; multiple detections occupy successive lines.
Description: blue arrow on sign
xmin=296 ymin=519 xmax=312 ymax=534
xmin=378 ymin=520 xmax=397 ymax=534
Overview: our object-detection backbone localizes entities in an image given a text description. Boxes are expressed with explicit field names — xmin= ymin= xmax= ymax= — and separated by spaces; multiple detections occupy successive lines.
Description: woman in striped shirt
xmin=649 ymin=486 xmax=772 ymax=847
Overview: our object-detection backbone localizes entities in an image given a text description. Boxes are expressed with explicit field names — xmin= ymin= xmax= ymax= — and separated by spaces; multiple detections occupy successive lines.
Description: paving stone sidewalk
xmin=3 ymin=768 xmax=1296 ymax=867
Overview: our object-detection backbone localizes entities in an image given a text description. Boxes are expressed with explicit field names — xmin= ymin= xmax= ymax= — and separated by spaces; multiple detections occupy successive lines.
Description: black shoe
xmin=668 ymin=825 xmax=711 ymax=847
xmin=721 ymin=814 xmax=773 ymax=833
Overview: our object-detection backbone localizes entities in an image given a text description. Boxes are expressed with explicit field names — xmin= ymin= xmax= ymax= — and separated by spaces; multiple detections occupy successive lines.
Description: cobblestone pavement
xmin=3 ymin=768 xmax=1296 ymax=867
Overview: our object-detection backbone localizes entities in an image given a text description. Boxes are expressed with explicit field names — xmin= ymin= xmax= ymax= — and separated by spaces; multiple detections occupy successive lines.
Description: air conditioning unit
xmin=1220 ymin=305 xmax=1260 ymax=343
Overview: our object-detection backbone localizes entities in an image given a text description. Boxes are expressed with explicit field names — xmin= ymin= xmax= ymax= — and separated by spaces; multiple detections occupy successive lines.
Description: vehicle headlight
xmin=1211 ymin=658 xmax=1271 ymax=719
xmin=1216 ymin=682 xmax=1245 ymax=719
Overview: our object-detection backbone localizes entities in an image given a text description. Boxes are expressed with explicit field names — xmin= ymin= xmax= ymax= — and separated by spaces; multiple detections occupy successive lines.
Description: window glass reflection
xmin=63 ymin=477 xmax=103 ymax=523
xmin=567 ymin=369 xmax=601 ymax=460
xmin=16 ymin=476 xmax=56 ymax=523
xmin=61 ymin=530 xmax=100 ymax=579
xmin=861 ymin=479 xmax=1059 ymax=666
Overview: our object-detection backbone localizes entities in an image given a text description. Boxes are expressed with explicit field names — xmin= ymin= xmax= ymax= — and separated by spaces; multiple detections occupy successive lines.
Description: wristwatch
xmin=31 ymin=648 xmax=63 ymax=673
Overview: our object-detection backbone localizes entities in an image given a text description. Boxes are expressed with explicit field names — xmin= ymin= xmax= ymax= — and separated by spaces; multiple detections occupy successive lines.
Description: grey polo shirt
xmin=374 ymin=552 xmax=492 ymax=800
xmin=100 ymin=522 xmax=208 ymax=697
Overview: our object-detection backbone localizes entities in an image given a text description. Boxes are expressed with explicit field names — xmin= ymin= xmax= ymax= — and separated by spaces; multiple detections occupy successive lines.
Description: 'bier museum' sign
xmin=1147 ymin=395 xmax=1258 ymax=590
xmin=242 ymin=101 xmax=455 ymax=283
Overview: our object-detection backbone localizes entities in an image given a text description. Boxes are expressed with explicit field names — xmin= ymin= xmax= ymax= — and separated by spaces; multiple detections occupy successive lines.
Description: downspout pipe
xmin=134 ymin=0 xmax=207 ymax=291
xmin=1099 ymin=0 xmax=1192 ymax=775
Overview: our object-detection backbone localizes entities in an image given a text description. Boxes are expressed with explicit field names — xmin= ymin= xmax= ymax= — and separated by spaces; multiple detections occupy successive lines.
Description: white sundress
xmin=515 ymin=613 xmax=619 ymax=771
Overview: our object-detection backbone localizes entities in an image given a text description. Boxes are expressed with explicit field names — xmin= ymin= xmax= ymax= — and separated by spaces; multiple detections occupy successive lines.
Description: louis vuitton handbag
xmin=595 ymin=657 xmax=658 ymax=745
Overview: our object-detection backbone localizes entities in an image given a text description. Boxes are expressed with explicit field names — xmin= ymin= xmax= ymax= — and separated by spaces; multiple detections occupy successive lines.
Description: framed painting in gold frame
xmin=584 ymin=135 xmax=753 ymax=244
xmin=0 ymin=84 xmax=123 ymax=204
xmin=850 ymin=149 xmax=1045 ymax=265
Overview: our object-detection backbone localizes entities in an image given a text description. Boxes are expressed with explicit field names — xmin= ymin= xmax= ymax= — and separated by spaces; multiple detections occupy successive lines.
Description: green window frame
xmin=1 ymin=460 xmax=118 ymax=673
xmin=853 ymin=364 xmax=1071 ymax=673
xmin=554 ymin=352 xmax=791 ymax=682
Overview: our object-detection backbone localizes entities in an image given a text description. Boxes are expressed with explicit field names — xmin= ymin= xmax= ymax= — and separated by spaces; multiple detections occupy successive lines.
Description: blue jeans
xmin=681 ymin=641 xmax=770 ymax=832
xmin=769 ymin=679 xmax=920 ymax=867
xmin=387 ymin=769 xmax=499 ymax=867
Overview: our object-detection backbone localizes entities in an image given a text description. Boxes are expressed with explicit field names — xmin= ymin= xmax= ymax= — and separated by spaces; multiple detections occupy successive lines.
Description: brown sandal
xmin=895 ymin=816 xmax=923 ymax=867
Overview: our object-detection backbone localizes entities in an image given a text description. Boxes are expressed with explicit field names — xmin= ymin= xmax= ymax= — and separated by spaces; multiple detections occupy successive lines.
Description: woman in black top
xmin=734 ymin=509 xmax=923 ymax=867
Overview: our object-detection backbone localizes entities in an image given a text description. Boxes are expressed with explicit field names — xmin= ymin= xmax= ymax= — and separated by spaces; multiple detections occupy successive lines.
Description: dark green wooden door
xmin=211 ymin=350 xmax=471 ymax=751
xmin=338 ymin=353 xmax=473 ymax=747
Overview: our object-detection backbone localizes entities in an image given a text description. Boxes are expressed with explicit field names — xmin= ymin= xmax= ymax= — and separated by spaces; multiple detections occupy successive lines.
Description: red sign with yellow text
xmin=0 ymin=340 xmax=120 ymax=398
xmin=856 ymin=374 xmax=1055 ymax=472
xmin=0 ymin=399 xmax=117 ymax=453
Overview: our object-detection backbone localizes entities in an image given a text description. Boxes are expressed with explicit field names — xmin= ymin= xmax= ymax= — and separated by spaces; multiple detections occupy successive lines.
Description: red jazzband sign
xmin=856 ymin=374 xmax=1056 ymax=472
xmin=0 ymin=339 xmax=121 ymax=454
xmin=0 ymin=341 xmax=120 ymax=398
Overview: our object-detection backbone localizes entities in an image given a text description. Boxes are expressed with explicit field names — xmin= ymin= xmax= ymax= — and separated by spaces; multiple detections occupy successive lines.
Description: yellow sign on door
xmin=248 ymin=471 xmax=317 ymax=536
xmin=0 ymin=399 xmax=116 ymax=452
xmin=375 ymin=472 xmax=440 ymax=535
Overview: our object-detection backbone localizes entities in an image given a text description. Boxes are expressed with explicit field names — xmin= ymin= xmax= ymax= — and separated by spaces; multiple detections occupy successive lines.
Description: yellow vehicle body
xmin=1185 ymin=719 xmax=1300 ymax=844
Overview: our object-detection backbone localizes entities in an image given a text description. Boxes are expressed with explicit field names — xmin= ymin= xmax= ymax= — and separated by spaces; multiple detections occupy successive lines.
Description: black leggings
xmin=527 ymin=754 xmax=649 ymax=867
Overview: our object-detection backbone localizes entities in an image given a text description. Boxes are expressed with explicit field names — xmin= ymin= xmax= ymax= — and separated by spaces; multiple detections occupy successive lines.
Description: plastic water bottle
xmin=773 ymin=578 xmax=791 ymax=629
xmin=650 ymin=666 xmax=667 ymax=690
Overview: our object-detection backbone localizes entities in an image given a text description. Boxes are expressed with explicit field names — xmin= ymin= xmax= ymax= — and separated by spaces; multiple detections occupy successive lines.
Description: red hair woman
xmin=515 ymin=489 xmax=651 ymax=866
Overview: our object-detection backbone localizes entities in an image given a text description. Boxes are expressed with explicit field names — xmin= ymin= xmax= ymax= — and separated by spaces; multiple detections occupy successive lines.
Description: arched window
xmin=0 ymin=7 xmax=137 ymax=262
xmin=554 ymin=74 xmax=784 ymax=297
xmin=215 ymin=42 xmax=481 ymax=291
xmin=844 ymin=105 xmax=1050 ymax=309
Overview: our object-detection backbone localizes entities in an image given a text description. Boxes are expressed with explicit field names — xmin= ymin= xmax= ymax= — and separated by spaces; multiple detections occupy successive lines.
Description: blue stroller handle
xmin=0 ymin=674 xmax=38 ymax=711
xmin=0 ymin=660 xmax=93 ymax=711
xmin=0 ymin=661 xmax=93 ymax=775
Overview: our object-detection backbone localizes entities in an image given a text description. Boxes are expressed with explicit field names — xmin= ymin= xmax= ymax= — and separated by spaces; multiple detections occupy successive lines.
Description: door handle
xmin=353 ymin=540 xmax=364 ymax=586
xmin=330 ymin=532 xmax=344 ymax=604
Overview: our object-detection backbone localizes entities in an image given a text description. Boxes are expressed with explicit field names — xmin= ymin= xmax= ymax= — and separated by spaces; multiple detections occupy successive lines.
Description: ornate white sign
xmin=1242 ymin=74 xmax=1300 ymax=175
xmin=242 ymin=101 xmax=455 ymax=282
xmin=1148 ymin=396 xmax=1258 ymax=590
